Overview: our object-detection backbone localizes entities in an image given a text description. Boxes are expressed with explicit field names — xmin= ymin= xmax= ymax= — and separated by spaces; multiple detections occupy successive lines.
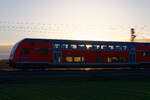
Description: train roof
xmin=21 ymin=38 xmax=150 ymax=45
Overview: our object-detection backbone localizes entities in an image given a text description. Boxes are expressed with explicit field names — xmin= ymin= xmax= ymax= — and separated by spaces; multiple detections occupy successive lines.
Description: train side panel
xmin=11 ymin=41 xmax=52 ymax=63
xmin=136 ymin=45 xmax=150 ymax=63
xmin=62 ymin=49 xmax=129 ymax=64
xmin=9 ymin=38 xmax=150 ymax=68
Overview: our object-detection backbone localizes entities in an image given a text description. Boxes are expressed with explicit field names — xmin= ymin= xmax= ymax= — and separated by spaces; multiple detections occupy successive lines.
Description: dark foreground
xmin=1 ymin=70 xmax=150 ymax=100
xmin=1 ymin=81 xmax=150 ymax=100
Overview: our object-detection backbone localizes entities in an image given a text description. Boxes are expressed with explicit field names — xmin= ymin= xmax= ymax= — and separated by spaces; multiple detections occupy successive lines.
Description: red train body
xmin=9 ymin=38 xmax=150 ymax=68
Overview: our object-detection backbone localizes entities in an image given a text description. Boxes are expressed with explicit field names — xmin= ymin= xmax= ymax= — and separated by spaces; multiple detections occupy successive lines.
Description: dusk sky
xmin=0 ymin=0 xmax=150 ymax=45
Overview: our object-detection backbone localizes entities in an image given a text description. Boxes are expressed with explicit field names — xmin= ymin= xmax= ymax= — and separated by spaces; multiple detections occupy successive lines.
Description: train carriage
xmin=9 ymin=38 xmax=150 ymax=68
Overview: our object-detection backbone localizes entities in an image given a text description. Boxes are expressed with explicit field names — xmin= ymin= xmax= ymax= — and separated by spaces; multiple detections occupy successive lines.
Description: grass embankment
xmin=1 ymin=60 xmax=150 ymax=100
xmin=1 ymin=73 xmax=150 ymax=100
xmin=0 ymin=81 xmax=150 ymax=100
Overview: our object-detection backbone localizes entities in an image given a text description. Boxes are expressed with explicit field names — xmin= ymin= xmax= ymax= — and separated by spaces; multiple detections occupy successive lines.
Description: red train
xmin=9 ymin=38 xmax=150 ymax=68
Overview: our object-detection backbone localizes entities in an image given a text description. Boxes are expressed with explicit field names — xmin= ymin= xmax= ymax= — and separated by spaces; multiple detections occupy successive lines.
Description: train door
xmin=53 ymin=50 xmax=62 ymax=64
xmin=129 ymin=45 xmax=136 ymax=64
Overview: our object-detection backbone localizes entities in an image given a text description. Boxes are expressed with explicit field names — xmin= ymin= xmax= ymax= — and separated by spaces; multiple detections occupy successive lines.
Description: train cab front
xmin=8 ymin=39 xmax=23 ymax=67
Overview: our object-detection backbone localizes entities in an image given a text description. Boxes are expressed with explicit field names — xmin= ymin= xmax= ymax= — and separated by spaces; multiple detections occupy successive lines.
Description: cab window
xmin=21 ymin=48 xmax=30 ymax=54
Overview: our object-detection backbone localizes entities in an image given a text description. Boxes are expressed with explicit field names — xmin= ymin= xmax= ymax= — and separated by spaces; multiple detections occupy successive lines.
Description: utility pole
xmin=131 ymin=28 xmax=136 ymax=42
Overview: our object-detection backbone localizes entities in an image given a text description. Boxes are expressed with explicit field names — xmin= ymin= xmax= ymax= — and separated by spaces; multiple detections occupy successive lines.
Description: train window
xmin=66 ymin=57 xmax=73 ymax=62
xmin=115 ymin=46 xmax=122 ymax=50
xmin=39 ymin=49 xmax=48 ymax=55
xmin=62 ymin=44 xmax=68 ymax=49
xmin=86 ymin=45 xmax=92 ymax=49
xmin=108 ymin=57 xmax=119 ymax=63
xmin=21 ymin=48 xmax=30 ymax=54
xmin=143 ymin=52 xmax=146 ymax=57
xmin=53 ymin=44 xmax=60 ymax=49
xmin=112 ymin=57 xmax=119 ymax=62
xmin=120 ymin=57 xmax=126 ymax=62
xmin=78 ymin=44 xmax=85 ymax=49
xmin=93 ymin=45 xmax=100 ymax=50
xmin=96 ymin=57 xmax=104 ymax=62
xmin=108 ymin=57 xmax=126 ymax=63
xmin=70 ymin=44 xmax=77 ymax=49
xmin=107 ymin=57 xmax=112 ymax=63
xmin=108 ymin=45 xmax=114 ymax=50
xmin=130 ymin=45 xmax=136 ymax=50
xmin=142 ymin=52 xmax=150 ymax=57
xmin=97 ymin=45 xmax=101 ymax=49
xmin=122 ymin=46 xmax=128 ymax=50
xmin=74 ymin=57 xmax=81 ymax=62
xmin=81 ymin=56 xmax=86 ymax=62
xmin=101 ymin=45 xmax=108 ymax=50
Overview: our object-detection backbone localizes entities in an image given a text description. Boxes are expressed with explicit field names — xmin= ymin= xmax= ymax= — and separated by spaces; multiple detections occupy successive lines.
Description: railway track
xmin=0 ymin=69 xmax=150 ymax=79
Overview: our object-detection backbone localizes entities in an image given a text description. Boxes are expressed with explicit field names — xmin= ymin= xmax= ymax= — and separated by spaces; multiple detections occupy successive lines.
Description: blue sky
xmin=0 ymin=0 xmax=150 ymax=45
